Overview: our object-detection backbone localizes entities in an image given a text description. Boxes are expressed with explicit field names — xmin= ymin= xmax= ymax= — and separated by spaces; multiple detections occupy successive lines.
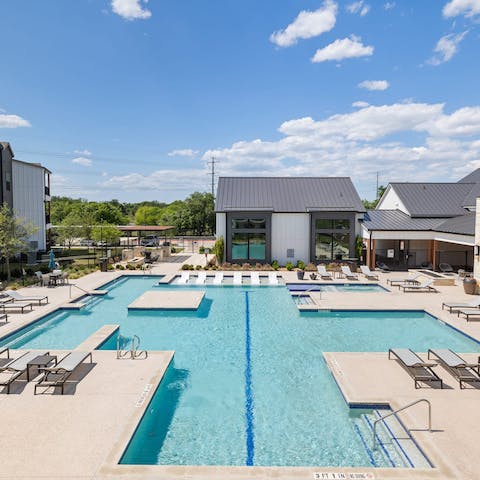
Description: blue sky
xmin=1 ymin=0 xmax=480 ymax=202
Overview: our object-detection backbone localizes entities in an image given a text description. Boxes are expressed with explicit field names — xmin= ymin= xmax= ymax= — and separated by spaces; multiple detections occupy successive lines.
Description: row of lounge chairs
xmin=178 ymin=271 xmax=280 ymax=285
xmin=442 ymin=297 xmax=480 ymax=322
xmin=389 ymin=348 xmax=480 ymax=389
xmin=0 ymin=290 xmax=49 ymax=315
xmin=0 ymin=348 xmax=92 ymax=394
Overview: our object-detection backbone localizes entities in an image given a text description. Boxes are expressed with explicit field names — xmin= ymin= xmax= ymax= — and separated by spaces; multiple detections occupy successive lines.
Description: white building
xmin=0 ymin=142 xmax=51 ymax=253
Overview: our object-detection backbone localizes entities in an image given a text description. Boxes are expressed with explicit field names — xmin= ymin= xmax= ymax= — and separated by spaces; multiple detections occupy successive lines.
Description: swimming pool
xmin=2 ymin=276 xmax=479 ymax=468
xmin=288 ymin=283 xmax=389 ymax=292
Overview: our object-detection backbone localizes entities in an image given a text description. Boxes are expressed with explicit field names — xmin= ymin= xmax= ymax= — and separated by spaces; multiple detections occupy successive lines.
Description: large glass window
xmin=248 ymin=233 xmax=266 ymax=260
xmin=230 ymin=216 xmax=268 ymax=261
xmin=315 ymin=234 xmax=332 ymax=260
xmin=314 ymin=217 xmax=352 ymax=261
xmin=232 ymin=233 xmax=249 ymax=260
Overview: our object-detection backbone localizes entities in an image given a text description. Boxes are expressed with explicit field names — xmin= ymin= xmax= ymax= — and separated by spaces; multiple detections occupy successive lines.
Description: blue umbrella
xmin=48 ymin=250 xmax=56 ymax=270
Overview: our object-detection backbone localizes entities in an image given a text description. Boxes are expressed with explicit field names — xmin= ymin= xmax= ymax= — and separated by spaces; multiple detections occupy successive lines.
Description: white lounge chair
xmin=233 ymin=272 xmax=242 ymax=285
xmin=359 ymin=266 xmax=378 ymax=281
xmin=386 ymin=272 xmax=422 ymax=287
xmin=268 ymin=272 xmax=279 ymax=285
xmin=250 ymin=272 xmax=260 ymax=286
xmin=196 ymin=272 xmax=207 ymax=285
xmin=399 ymin=280 xmax=437 ymax=293
xmin=178 ymin=272 xmax=190 ymax=284
xmin=317 ymin=265 xmax=333 ymax=280
xmin=35 ymin=351 xmax=93 ymax=395
xmin=442 ymin=297 xmax=480 ymax=313
xmin=4 ymin=290 xmax=48 ymax=305
xmin=213 ymin=272 xmax=224 ymax=285
xmin=341 ymin=266 xmax=358 ymax=280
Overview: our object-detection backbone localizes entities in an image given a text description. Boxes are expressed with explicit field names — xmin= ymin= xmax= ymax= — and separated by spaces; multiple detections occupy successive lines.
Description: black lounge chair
xmin=439 ymin=263 xmax=454 ymax=273
xmin=428 ymin=349 xmax=480 ymax=389
xmin=389 ymin=348 xmax=443 ymax=389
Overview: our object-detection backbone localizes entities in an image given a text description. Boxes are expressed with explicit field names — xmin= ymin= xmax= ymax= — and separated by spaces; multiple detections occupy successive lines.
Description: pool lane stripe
xmin=244 ymin=291 xmax=255 ymax=466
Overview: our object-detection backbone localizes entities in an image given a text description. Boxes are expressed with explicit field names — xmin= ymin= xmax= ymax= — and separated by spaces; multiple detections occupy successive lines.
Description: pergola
xmin=117 ymin=225 xmax=175 ymax=246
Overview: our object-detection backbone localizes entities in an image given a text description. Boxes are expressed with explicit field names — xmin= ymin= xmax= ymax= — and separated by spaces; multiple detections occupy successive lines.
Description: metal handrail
xmin=69 ymin=283 xmax=91 ymax=299
xmin=116 ymin=334 xmax=131 ymax=359
xmin=372 ymin=398 xmax=432 ymax=449
xmin=131 ymin=334 xmax=148 ymax=359
xmin=304 ymin=286 xmax=322 ymax=304
xmin=117 ymin=334 xmax=148 ymax=359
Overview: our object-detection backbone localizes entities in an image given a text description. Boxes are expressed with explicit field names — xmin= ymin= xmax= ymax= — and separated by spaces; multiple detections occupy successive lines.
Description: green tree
xmin=91 ymin=224 xmax=121 ymax=245
xmin=94 ymin=202 xmax=127 ymax=225
xmin=135 ymin=206 xmax=163 ymax=225
xmin=56 ymin=213 xmax=81 ymax=250
xmin=0 ymin=203 xmax=38 ymax=281
xmin=181 ymin=192 xmax=215 ymax=235
xmin=362 ymin=185 xmax=387 ymax=210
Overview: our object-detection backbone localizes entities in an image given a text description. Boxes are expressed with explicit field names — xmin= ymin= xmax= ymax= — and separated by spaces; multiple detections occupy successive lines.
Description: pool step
xmin=353 ymin=409 xmax=431 ymax=469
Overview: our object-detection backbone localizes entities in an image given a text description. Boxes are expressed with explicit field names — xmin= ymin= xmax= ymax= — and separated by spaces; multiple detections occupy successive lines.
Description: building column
xmin=371 ymin=239 xmax=376 ymax=269
xmin=474 ymin=198 xmax=480 ymax=279
xmin=365 ymin=238 xmax=371 ymax=269
xmin=432 ymin=240 xmax=438 ymax=271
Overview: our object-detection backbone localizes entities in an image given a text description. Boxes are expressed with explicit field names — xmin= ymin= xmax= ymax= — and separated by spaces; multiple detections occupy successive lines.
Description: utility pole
xmin=376 ymin=171 xmax=379 ymax=199
xmin=208 ymin=156 xmax=217 ymax=198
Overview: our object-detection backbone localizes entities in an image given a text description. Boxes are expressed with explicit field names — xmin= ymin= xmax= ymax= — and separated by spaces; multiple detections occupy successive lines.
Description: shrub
xmin=286 ymin=262 xmax=294 ymax=271
xmin=211 ymin=265 xmax=218 ymax=270
xmin=107 ymin=264 xmax=114 ymax=271
xmin=116 ymin=264 xmax=125 ymax=270
xmin=181 ymin=263 xmax=191 ymax=270
xmin=199 ymin=246 xmax=205 ymax=254
xmin=254 ymin=263 xmax=263 ymax=270
xmin=272 ymin=260 xmax=279 ymax=270
xmin=213 ymin=236 xmax=224 ymax=264
xmin=195 ymin=265 xmax=202 ymax=271
xmin=242 ymin=263 xmax=251 ymax=270
xmin=170 ymin=246 xmax=177 ymax=253
xmin=296 ymin=260 xmax=306 ymax=270
xmin=221 ymin=262 xmax=231 ymax=270
xmin=305 ymin=262 xmax=317 ymax=272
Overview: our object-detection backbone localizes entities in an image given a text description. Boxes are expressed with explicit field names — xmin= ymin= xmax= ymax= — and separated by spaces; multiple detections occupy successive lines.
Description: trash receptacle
xmin=99 ymin=257 xmax=108 ymax=272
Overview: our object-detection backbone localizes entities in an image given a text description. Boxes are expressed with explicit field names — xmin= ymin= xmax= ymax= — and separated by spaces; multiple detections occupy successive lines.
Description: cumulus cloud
xmin=427 ymin=31 xmax=468 ymax=65
xmin=167 ymin=149 xmax=199 ymax=157
xmin=74 ymin=149 xmax=92 ymax=156
xmin=352 ymin=101 xmax=370 ymax=108
xmin=443 ymin=0 xmax=480 ymax=18
xmin=270 ymin=0 xmax=337 ymax=47
xmin=111 ymin=0 xmax=151 ymax=20
xmin=72 ymin=157 xmax=93 ymax=167
xmin=311 ymin=35 xmax=374 ymax=62
xmin=0 ymin=113 xmax=31 ymax=128
xmin=346 ymin=1 xmax=370 ymax=16
xmin=358 ymin=80 xmax=390 ymax=91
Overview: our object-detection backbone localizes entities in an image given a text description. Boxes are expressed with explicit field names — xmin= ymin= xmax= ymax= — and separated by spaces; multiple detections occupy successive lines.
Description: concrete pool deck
xmin=1 ymin=266 xmax=480 ymax=479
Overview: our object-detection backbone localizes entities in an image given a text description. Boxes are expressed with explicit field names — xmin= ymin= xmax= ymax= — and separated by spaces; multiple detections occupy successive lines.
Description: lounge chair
xmin=360 ymin=266 xmax=379 ymax=281
xmin=35 ymin=351 xmax=93 ymax=395
xmin=196 ymin=272 xmax=206 ymax=285
xmin=233 ymin=272 xmax=242 ymax=285
xmin=317 ymin=265 xmax=333 ymax=280
xmin=213 ymin=272 xmax=224 ymax=285
xmin=4 ymin=290 xmax=48 ymax=306
xmin=387 ymin=272 xmax=422 ymax=287
xmin=0 ymin=350 xmax=49 ymax=393
xmin=457 ymin=308 xmax=480 ymax=322
xmin=439 ymin=263 xmax=454 ymax=273
xmin=268 ymin=272 xmax=279 ymax=285
xmin=341 ymin=266 xmax=358 ymax=280
xmin=178 ymin=272 xmax=190 ymax=284
xmin=389 ymin=348 xmax=443 ymax=389
xmin=0 ymin=301 xmax=33 ymax=313
xmin=399 ymin=280 xmax=437 ymax=293
xmin=428 ymin=349 xmax=480 ymax=389
xmin=442 ymin=297 xmax=480 ymax=313
xmin=250 ymin=272 xmax=260 ymax=286
xmin=376 ymin=262 xmax=391 ymax=272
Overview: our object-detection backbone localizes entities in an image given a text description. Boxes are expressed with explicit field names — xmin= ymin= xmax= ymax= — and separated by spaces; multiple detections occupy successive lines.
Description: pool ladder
xmin=304 ymin=287 xmax=322 ymax=305
xmin=116 ymin=334 xmax=148 ymax=359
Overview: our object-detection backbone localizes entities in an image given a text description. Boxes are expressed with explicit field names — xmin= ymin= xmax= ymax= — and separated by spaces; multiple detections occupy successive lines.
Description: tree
xmin=94 ymin=203 xmax=127 ymax=225
xmin=362 ymin=185 xmax=387 ymax=210
xmin=181 ymin=192 xmax=215 ymax=235
xmin=0 ymin=203 xmax=38 ymax=281
xmin=135 ymin=206 xmax=163 ymax=225
xmin=56 ymin=213 xmax=81 ymax=250
xmin=91 ymin=224 xmax=121 ymax=245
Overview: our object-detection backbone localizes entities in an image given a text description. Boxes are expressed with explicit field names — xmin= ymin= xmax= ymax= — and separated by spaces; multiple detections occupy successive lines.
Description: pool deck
xmin=1 ymin=264 xmax=480 ymax=479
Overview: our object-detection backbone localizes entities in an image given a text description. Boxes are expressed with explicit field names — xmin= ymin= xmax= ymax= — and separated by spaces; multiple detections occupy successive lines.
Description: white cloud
xmin=352 ymin=101 xmax=370 ymax=108
xmin=346 ymin=1 xmax=370 ymax=16
xmin=111 ymin=0 xmax=151 ymax=20
xmin=72 ymin=157 xmax=93 ymax=167
xmin=167 ymin=149 xmax=199 ymax=157
xmin=270 ymin=0 xmax=337 ymax=47
xmin=74 ymin=149 xmax=92 ymax=156
xmin=0 ymin=113 xmax=31 ymax=128
xmin=384 ymin=2 xmax=396 ymax=10
xmin=443 ymin=0 xmax=480 ymax=18
xmin=358 ymin=80 xmax=390 ymax=91
xmin=311 ymin=35 xmax=374 ymax=63
xmin=427 ymin=31 xmax=468 ymax=65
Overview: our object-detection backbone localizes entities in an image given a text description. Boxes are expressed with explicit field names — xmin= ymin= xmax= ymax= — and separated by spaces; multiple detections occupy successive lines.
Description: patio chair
xmin=250 ymin=272 xmax=260 ymax=286
xmin=233 ymin=272 xmax=242 ymax=285
xmin=442 ymin=297 xmax=480 ymax=313
xmin=0 ymin=301 xmax=33 ymax=313
xmin=457 ymin=308 xmax=480 ymax=322
xmin=341 ymin=266 xmax=358 ymax=280
xmin=213 ymin=272 xmax=224 ymax=285
xmin=317 ymin=265 xmax=333 ymax=280
xmin=195 ymin=272 xmax=206 ymax=285
xmin=4 ymin=290 xmax=48 ymax=306
xmin=42 ymin=274 xmax=52 ymax=287
xmin=376 ymin=262 xmax=391 ymax=272
xmin=388 ymin=348 xmax=443 ymax=389
xmin=34 ymin=351 xmax=93 ymax=395
xmin=359 ymin=266 xmax=379 ymax=281
xmin=34 ymin=271 xmax=43 ymax=286
xmin=0 ymin=350 xmax=49 ymax=393
xmin=178 ymin=272 xmax=190 ymax=284
xmin=439 ymin=263 xmax=454 ymax=273
xmin=428 ymin=349 xmax=480 ymax=389
xmin=387 ymin=272 xmax=422 ymax=286
xmin=399 ymin=280 xmax=438 ymax=293
xmin=268 ymin=272 xmax=279 ymax=285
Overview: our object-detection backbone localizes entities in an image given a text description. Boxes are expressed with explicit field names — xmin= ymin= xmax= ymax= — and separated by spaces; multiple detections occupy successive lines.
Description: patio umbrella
xmin=48 ymin=250 xmax=56 ymax=270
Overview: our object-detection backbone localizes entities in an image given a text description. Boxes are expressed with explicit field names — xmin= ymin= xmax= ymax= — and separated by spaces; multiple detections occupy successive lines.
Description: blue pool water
xmin=2 ymin=276 xmax=479 ymax=467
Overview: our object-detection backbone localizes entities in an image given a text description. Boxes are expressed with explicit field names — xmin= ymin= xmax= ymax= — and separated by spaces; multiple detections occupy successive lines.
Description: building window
xmin=5 ymin=172 xmax=11 ymax=191
xmin=230 ymin=216 xmax=268 ymax=261
xmin=314 ymin=218 xmax=352 ymax=261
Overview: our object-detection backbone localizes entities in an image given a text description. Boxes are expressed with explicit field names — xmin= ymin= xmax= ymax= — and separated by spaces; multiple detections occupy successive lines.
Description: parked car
xmin=79 ymin=239 xmax=96 ymax=247
xmin=141 ymin=235 xmax=159 ymax=247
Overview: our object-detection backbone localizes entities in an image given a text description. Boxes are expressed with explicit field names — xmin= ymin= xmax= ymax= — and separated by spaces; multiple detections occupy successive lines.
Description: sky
xmin=1 ymin=0 xmax=480 ymax=202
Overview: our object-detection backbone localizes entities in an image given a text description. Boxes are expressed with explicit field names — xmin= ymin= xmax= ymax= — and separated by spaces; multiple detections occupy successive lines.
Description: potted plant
xmin=296 ymin=260 xmax=305 ymax=280
xmin=463 ymin=275 xmax=477 ymax=295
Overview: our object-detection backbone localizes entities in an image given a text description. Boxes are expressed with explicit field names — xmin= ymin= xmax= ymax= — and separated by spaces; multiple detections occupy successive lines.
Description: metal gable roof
xmin=435 ymin=213 xmax=475 ymax=236
xmin=363 ymin=210 xmax=444 ymax=231
xmin=389 ymin=182 xmax=473 ymax=218
xmin=215 ymin=177 xmax=366 ymax=213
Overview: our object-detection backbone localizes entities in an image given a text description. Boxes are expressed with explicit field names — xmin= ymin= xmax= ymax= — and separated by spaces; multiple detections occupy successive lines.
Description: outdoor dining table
xmin=48 ymin=271 xmax=63 ymax=286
